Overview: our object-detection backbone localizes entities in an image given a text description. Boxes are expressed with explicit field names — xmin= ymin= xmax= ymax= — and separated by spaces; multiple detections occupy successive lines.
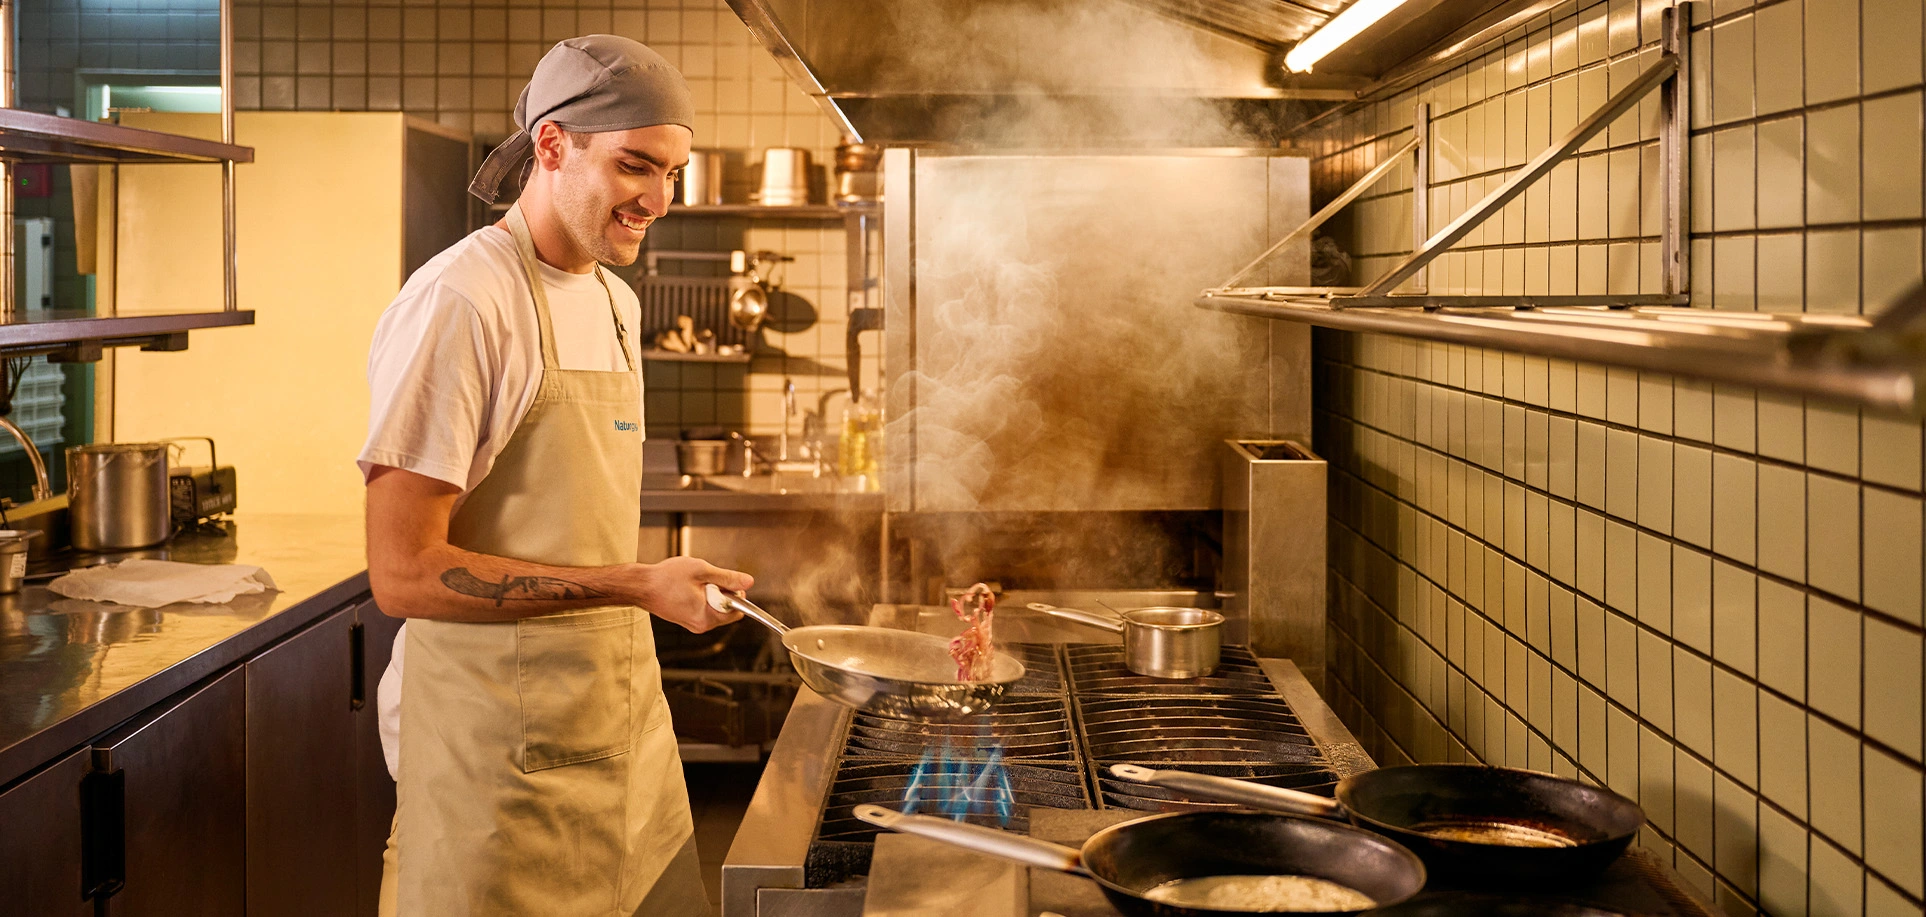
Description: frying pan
xmin=1026 ymin=602 xmax=1224 ymax=678
xmin=705 ymin=586 xmax=1025 ymax=721
xmin=854 ymin=804 xmax=1425 ymax=916
xmin=1369 ymin=894 xmax=1629 ymax=916
xmin=1111 ymin=763 xmax=1643 ymax=883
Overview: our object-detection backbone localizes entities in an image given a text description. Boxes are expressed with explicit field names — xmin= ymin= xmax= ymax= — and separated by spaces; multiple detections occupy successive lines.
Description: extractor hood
xmin=725 ymin=0 xmax=1528 ymax=147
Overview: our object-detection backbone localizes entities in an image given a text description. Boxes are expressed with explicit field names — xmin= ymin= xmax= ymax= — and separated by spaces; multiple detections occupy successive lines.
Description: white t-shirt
xmin=360 ymin=224 xmax=644 ymax=779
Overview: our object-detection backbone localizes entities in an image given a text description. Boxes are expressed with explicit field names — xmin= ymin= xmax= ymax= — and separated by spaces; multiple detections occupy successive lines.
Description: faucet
xmin=802 ymin=388 xmax=849 ymax=476
xmin=0 ymin=416 xmax=51 ymax=501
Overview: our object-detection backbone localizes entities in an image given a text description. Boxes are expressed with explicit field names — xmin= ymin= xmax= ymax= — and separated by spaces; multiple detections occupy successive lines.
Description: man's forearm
xmin=373 ymin=542 xmax=652 ymax=623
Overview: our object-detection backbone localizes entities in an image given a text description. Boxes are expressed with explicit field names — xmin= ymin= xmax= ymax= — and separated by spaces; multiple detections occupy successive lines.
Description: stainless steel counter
xmin=0 ymin=513 xmax=369 ymax=787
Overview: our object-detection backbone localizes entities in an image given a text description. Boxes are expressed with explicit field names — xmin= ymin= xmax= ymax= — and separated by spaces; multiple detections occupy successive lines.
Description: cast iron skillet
xmin=1112 ymin=763 xmax=1644 ymax=884
xmin=855 ymin=805 xmax=1426 ymax=916
xmin=1369 ymin=893 xmax=1630 ymax=915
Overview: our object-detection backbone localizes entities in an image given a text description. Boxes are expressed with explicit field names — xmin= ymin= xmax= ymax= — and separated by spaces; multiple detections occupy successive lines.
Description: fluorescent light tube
xmin=1284 ymin=0 xmax=1414 ymax=73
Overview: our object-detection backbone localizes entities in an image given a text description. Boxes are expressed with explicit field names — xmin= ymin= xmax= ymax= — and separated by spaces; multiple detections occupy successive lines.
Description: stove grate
xmin=1076 ymin=695 xmax=1328 ymax=766
xmin=843 ymin=697 xmax=1078 ymax=761
xmin=1065 ymin=644 xmax=1276 ymax=695
xmin=1003 ymin=642 xmax=1066 ymax=695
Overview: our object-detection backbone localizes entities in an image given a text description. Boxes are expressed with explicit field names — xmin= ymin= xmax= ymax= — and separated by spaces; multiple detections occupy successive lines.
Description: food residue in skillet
xmin=1141 ymin=875 xmax=1377 ymax=912
xmin=1410 ymin=817 xmax=1579 ymax=848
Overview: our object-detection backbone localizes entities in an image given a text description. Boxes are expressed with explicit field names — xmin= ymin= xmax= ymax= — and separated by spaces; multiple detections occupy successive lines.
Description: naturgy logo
xmin=613 ymin=420 xmax=639 ymax=432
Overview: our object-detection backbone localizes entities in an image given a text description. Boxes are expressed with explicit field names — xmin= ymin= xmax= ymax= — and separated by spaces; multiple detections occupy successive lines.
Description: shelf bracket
xmin=1352 ymin=50 xmax=1681 ymax=302
xmin=1212 ymin=131 xmax=1422 ymax=292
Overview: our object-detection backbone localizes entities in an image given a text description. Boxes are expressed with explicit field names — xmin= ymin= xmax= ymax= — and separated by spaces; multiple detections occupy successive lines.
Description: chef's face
xmin=547 ymin=123 xmax=692 ymax=267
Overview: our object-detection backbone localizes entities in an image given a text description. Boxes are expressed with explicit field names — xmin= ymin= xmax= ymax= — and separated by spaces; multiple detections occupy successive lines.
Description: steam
xmin=782 ymin=0 xmax=1311 ymax=609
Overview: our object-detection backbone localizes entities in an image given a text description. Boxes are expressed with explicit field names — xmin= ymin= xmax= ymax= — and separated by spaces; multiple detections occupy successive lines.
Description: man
xmin=359 ymin=36 xmax=750 ymax=916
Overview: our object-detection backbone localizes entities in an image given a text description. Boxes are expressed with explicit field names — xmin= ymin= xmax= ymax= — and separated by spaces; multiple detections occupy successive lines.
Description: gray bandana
xmin=469 ymin=35 xmax=695 ymax=203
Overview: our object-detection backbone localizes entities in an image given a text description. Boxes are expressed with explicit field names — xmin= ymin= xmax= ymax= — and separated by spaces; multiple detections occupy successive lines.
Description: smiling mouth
xmin=615 ymin=211 xmax=650 ymax=233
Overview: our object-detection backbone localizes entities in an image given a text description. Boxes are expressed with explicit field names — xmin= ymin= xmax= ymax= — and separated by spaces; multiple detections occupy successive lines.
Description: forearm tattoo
xmin=440 ymin=568 xmax=609 ymax=607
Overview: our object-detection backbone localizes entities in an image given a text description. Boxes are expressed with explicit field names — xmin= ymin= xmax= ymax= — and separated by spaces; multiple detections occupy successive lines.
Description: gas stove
xmin=721 ymin=604 xmax=1371 ymax=917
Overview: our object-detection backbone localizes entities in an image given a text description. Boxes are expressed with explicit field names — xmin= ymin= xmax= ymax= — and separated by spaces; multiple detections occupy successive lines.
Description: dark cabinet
xmin=0 ymin=748 xmax=90 ymax=916
xmin=352 ymin=598 xmax=404 ymax=916
xmin=246 ymin=608 xmax=357 ymax=917
xmin=93 ymin=666 xmax=248 ymax=917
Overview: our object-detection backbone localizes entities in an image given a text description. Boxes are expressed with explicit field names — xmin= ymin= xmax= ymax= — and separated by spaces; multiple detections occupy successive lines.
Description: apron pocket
xmin=516 ymin=607 xmax=635 ymax=772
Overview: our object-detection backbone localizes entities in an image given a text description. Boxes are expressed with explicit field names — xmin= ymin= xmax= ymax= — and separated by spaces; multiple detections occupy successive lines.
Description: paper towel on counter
xmin=48 ymin=559 xmax=278 ymax=608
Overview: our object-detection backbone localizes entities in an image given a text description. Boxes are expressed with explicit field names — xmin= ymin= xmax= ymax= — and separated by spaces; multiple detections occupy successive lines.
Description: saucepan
xmin=854 ymin=804 xmax=1425 ymax=916
xmin=1026 ymin=602 xmax=1223 ymax=678
xmin=706 ymin=586 xmax=1025 ymax=721
xmin=1110 ymin=763 xmax=1644 ymax=884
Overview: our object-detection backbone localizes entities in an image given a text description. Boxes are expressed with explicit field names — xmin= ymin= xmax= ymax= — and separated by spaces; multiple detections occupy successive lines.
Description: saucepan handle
xmin=1025 ymin=603 xmax=1126 ymax=634
xmin=1108 ymin=764 xmax=1344 ymax=819
xmin=854 ymin=804 xmax=1091 ymax=876
xmin=706 ymin=584 xmax=790 ymax=635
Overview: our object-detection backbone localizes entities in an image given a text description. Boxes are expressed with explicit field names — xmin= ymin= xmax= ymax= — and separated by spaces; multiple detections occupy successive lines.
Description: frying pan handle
xmin=853 ymin=804 xmax=1091 ymax=876
xmin=1025 ymin=603 xmax=1126 ymax=634
xmin=706 ymin=585 xmax=790 ymax=635
xmin=1108 ymin=764 xmax=1344 ymax=819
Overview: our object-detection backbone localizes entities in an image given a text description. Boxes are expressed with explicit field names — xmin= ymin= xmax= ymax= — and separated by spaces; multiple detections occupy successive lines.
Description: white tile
xmin=1806 ymin=596 xmax=1861 ymax=726
xmin=1757 ymin=392 xmax=1805 ymax=462
xmin=1808 ymin=715 xmax=1863 ymax=854
xmin=1674 ymin=545 xmax=1713 ymax=652
xmin=1638 ymin=725 xmax=1675 ymax=831
xmin=1606 ymin=520 xmax=1638 ymax=616
xmin=1756 ymin=464 xmax=1807 ymax=583
xmin=1864 ymin=617 xmax=1924 ymax=760
xmin=1806 ymin=103 xmax=1861 ymax=225
xmin=1756 ymin=116 xmax=1805 ymax=230
xmin=1758 ymin=578 xmax=1807 ymax=700
xmin=1713 ymin=774 xmax=1761 ymax=896
xmin=1757 ymin=805 xmax=1809 ymax=917
xmin=1712 ymin=126 xmax=1756 ymax=232
xmin=1675 ymin=445 xmax=1713 ymax=550
xmin=1577 ymin=594 xmax=1607 ymax=688
xmin=1639 ymin=533 xmax=1673 ymax=633
xmin=1637 ymin=435 xmax=1672 ymax=532
xmin=1804 ymin=404 xmax=1860 ymax=476
xmin=1754 ymin=0 xmax=1805 ymax=115
xmin=1863 ymin=93 xmax=1924 ymax=222
xmin=1759 ymin=690 xmax=1808 ymax=818
xmin=1863 ymin=748 xmax=1925 ymax=895
xmin=1806 ymin=475 xmax=1860 ymax=602
xmin=1676 ymin=379 xmax=1714 ymax=443
xmin=1578 ymin=420 xmax=1607 ymax=509
xmin=1712 ymin=235 xmax=1756 ymax=311
xmin=1713 ymin=453 xmax=1757 ymax=565
xmin=1805 ymin=0 xmax=1863 ymax=104
xmin=1638 ymin=374 xmax=1672 ymax=435
xmin=1864 ymin=0 xmax=1924 ymax=94
xmin=1807 ymin=227 xmax=1863 ymax=314
xmin=1676 ymin=647 xmax=1715 ymax=757
xmin=1714 ymin=385 xmax=1756 ymax=452
xmin=1711 ymin=17 xmax=1756 ymax=125
xmin=1864 ymin=489 xmax=1924 ymax=625
xmin=1756 ymin=233 xmax=1805 ymax=311
xmin=1865 ymin=226 xmax=1924 ymax=316
xmin=1713 ymin=669 xmax=1758 ymax=786
xmin=1713 ymin=559 xmax=1758 ymax=675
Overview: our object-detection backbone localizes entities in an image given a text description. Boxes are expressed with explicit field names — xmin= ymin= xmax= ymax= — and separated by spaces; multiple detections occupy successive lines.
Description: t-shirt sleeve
xmin=357 ymin=282 xmax=494 ymax=491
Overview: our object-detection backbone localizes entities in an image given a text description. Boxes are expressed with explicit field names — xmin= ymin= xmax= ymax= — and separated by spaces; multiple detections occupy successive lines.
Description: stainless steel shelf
xmin=0 ymin=310 xmax=256 ymax=359
xmin=0 ymin=110 xmax=254 ymax=164
xmin=1198 ymin=290 xmax=1925 ymax=413
xmin=640 ymin=349 xmax=753 ymax=363
xmin=666 ymin=203 xmax=875 ymax=219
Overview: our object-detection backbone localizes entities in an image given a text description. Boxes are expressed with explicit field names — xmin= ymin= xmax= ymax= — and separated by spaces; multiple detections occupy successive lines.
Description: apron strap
xmin=504 ymin=205 xmax=564 ymax=371
xmin=505 ymin=205 xmax=633 ymax=373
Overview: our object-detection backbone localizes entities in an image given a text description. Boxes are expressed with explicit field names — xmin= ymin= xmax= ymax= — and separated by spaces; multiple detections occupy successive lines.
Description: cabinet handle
xmin=350 ymin=621 xmax=367 ymax=710
xmin=80 ymin=768 xmax=125 ymax=900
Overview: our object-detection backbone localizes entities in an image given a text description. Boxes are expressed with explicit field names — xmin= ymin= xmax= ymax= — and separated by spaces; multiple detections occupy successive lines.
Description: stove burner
xmin=1066 ymin=644 xmax=1275 ymax=695
xmin=1077 ymin=695 xmax=1325 ymax=764
xmin=807 ymin=759 xmax=1089 ymax=887
xmin=1096 ymin=761 xmax=1340 ymax=811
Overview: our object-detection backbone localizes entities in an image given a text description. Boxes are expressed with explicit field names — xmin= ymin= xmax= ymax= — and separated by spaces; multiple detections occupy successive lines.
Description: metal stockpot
xmin=68 ymin=443 xmax=171 ymax=551
xmin=1028 ymin=603 xmax=1224 ymax=678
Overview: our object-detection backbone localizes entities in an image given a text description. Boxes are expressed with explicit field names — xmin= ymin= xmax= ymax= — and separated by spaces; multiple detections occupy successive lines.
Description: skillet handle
xmin=1108 ymin=764 xmax=1344 ymax=819
xmin=706 ymin=585 xmax=790 ymax=635
xmin=854 ymin=804 xmax=1091 ymax=876
xmin=1025 ymin=603 xmax=1126 ymax=634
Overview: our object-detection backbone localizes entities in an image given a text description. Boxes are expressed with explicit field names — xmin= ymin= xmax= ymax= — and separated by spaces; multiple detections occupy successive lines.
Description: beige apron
xmin=382 ymin=206 xmax=706 ymax=916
